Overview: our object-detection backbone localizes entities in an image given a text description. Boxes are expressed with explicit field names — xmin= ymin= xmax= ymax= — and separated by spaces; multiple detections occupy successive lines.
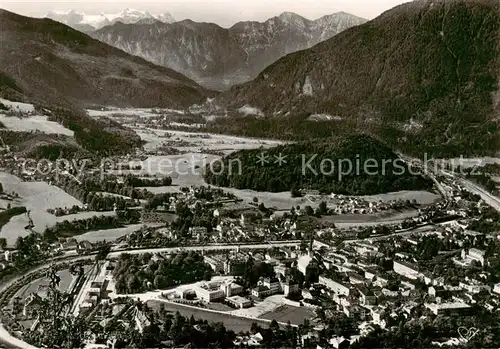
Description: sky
xmin=0 ymin=0 xmax=411 ymax=27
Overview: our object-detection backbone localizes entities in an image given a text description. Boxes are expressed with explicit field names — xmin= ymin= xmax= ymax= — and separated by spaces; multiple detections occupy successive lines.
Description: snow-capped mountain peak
xmin=44 ymin=8 xmax=176 ymax=31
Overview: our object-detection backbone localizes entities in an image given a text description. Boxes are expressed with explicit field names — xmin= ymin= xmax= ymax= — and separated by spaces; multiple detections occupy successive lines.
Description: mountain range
xmin=45 ymin=8 xmax=176 ymax=32
xmin=91 ymin=11 xmax=366 ymax=90
xmin=216 ymin=0 xmax=500 ymax=157
xmin=0 ymin=9 xmax=211 ymax=109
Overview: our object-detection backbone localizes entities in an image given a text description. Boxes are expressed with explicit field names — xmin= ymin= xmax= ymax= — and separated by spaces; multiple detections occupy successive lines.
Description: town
xmin=0 ymin=119 xmax=499 ymax=348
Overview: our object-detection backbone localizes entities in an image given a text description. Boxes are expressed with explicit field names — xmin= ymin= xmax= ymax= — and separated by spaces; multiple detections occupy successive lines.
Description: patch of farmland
xmin=95 ymin=192 xmax=132 ymax=199
xmin=134 ymin=128 xmax=282 ymax=155
xmin=352 ymin=190 xmax=439 ymax=205
xmin=0 ymin=114 xmax=74 ymax=136
xmin=0 ymin=172 xmax=82 ymax=246
xmin=320 ymin=209 xmax=420 ymax=229
xmin=138 ymin=186 xmax=180 ymax=194
xmin=73 ymin=223 xmax=162 ymax=243
xmin=214 ymin=188 xmax=315 ymax=211
xmin=0 ymin=98 xmax=35 ymax=113
xmin=140 ymin=153 xmax=220 ymax=187
xmin=54 ymin=211 xmax=116 ymax=223
xmin=86 ymin=107 xmax=183 ymax=118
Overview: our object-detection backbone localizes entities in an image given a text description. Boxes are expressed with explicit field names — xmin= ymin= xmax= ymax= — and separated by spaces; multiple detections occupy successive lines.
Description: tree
xmin=253 ymin=197 xmax=259 ymax=203
xmin=291 ymin=187 xmax=302 ymax=198
xmin=0 ymin=237 xmax=6 ymax=250
xmin=15 ymin=236 xmax=23 ymax=250
xmin=251 ymin=322 xmax=260 ymax=334
xmin=0 ymin=182 xmax=3 ymax=193
xmin=304 ymin=206 xmax=314 ymax=216
xmin=269 ymin=319 xmax=279 ymax=333
xmin=318 ymin=201 xmax=328 ymax=215
xmin=258 ymin=202 xmax=266 ymax=212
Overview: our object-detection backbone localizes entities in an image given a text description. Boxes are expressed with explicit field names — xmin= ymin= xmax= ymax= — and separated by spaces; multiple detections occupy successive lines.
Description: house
xmin=77 ymin=240 xmax=93 ymax=252
xmin=189 ymin=226 xmax=208 ymax=241
xmin=224 ymin=257 xmax=246 ymax=276
xmin=233 ymin=333 xmax=264 ymax=347
xmin=60 ymin=240 xmax=78 ymax=251
xmin=343 ymin=305 xmax=367 ymax=320
xmin=226 ymin=295 xmax=252 ymax=309
xmin=428 ymin=286 xmax=450 ymax=299
xmin=463 ymin=248 xmax=486 ymax=266
xmin=251 ymin=285 xmax=274 ymax=298
xmin=262 ymin=277 xmax=281 ymax=293
xmin=329 ymin=336 xmax=350 ymax=349
xmin=319 ymin=276 xmax=350 ymax=296
xmin=357 ymin=286 xmax=376 ymax=306
xmin=424 ymin=302 xmax=472 ymax=316
xmin=370 ymin=307 xmax=387 ymax=328
xmin=459 ymin=280 xmax=491 ymax=294
xmin=223 ymin=282 xmax=243 ymax=297
xmin=204 ymin=255 xmax=224 ymax=273
xmin=372 ymin=273 xmax=389 ymax=287
xmin=194 ymin=282 xmax=225 ymax=302
xmin=493 ymin=283 xmax=500 ymax=295
xmin=282 ymin=279 xmax=300 ymax=296
xmin=301 ymin=332 xmax=319 ymax=347
xmin=348 ymin=272 xmax=365 ymax=284
xmin=393 ymin=260 xmax=421 ymax=280
xmin=251 ymin=277 xmax=282 ymax=298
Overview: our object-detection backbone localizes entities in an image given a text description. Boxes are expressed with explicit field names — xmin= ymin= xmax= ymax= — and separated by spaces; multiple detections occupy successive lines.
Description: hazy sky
xmin=0 ymin=0 xmax=411 ymax=27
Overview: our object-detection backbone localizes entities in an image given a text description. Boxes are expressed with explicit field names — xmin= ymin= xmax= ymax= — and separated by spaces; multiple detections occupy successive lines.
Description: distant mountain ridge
xmin=45 ymin=8 xmax=176 ymax=32
xmin=92 ymin=11 xmax=366 ymax=90
xmin=216 ymin=0 xmax=500 ymax=157
xmin=0 ymin=9 xmax=212 ymax=109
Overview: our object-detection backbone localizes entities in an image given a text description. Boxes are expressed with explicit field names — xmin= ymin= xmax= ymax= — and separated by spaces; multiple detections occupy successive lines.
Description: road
xmin=437 ymin=168 xmax=500 ymax=212
xmin=458 ymin=178 xmax=500 ymax=212
xmin=344 ymin=224 xmax=435 ymax=244
xmin=108 ymin=241 xmax=302 ymax=257
xmin=399 ymin=154 xmax=500 ymax=212
xmin=397 ymin=154 xmax=448 ymax=199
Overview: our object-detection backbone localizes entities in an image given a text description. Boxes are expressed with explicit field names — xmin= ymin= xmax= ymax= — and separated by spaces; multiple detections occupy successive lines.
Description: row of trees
xmin=123 ymin=175 xmax=172 ymax=187
xmin=0 ymin=205 xmax=27 ymax=230
xmin=50 ymin=175 xmax=142 ymax=211
xmin=43 ymin=215 xmax=123 ymax=241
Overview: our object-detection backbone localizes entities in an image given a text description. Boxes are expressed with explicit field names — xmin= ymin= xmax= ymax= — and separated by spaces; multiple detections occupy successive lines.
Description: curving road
xmin=458 ymin=178 xmax=500 ymax=212
xmin=0 ymin=241 xmax=302 ymax=349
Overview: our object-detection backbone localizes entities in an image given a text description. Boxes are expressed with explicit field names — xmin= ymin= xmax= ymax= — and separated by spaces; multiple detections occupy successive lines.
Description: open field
xmin=137 ymin=153 xmax=219 ymax=187
xmin=134 ymin=127 xmax=282 ymax=155
xmin=0 ymin=114 xmax=73 ymax=136
xmin=137 ymin=186 xmax=181 ymax=194
xmin=0 ymin=172 xmax=83 ymax=246
xmin=322 ymin=209 xmax=420 ymax=229
xmin=73 ymin=223 xmax=162 ymax=243
xmin=147 ymin=299 xmax=277 ymax=333
xmin=357 ymin=190 xmax=440 ymax=204
xmin=0 ymin=98 xmax=35 ymax=113
xmin=259 ymin=304 xmax=314 ymax=325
